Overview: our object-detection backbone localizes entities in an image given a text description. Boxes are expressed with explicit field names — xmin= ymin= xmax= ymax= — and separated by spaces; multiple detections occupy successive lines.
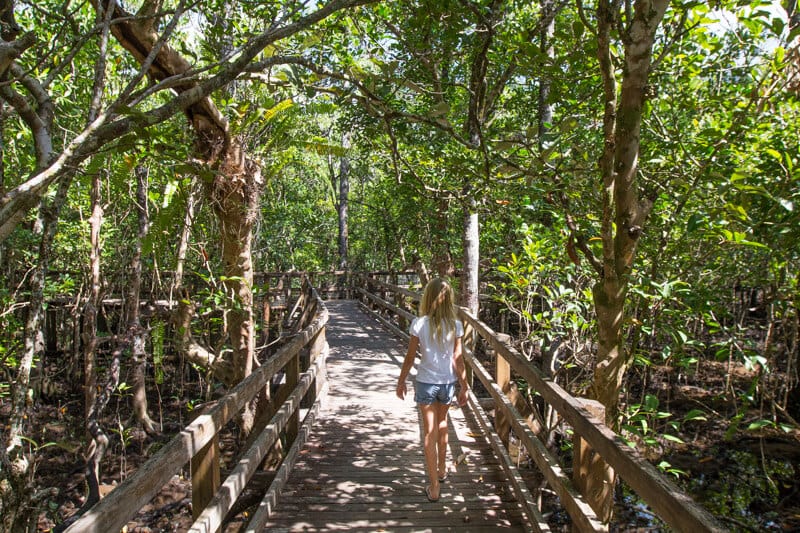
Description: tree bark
xmin=212 ymin=157 xmax=263 ymax=435
xmin=337 ymin=132 xmax=351 ymax=270
xmin=82 ymin=169 xmax=106 ymax=513
xmin=433 ymin=198 xmax=454 ymax=278
xmin=0 ymin=14 xmax=57 ymax=526
xmin=461 ymin=197 xmax=480 ymax=314
xmin=0 ymin=160 xmax=67 ymax=533
xmin=592 ymin=0 xmax=665 ymax=421
xmin=172 ymin=179 xmax=200 ymax=296
xmin=129 ymin=166 xmax=158 ymax=434
xmin=538 ymin=0 xmax=555 ymax=146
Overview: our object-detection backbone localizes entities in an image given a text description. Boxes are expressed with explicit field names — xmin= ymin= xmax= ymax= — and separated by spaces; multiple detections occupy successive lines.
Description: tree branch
xmin=0 ymin=0 xmax=378 ymax=243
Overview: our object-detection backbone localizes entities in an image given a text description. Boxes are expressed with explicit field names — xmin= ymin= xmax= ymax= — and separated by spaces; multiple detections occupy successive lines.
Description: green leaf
xmin=572 ymin=20 xmax=585 ymax=39
xmin=683 ymin=409 xmax=707 ymax=422
xmin=262 ymin=99 xmax=294 ymax=123
xmin=747 ymin=419 xmax=773 ymax=431
xmin=765 ymin=148 xmax=782 ymax=161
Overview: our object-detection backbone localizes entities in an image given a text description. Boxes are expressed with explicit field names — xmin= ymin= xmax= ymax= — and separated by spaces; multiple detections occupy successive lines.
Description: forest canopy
xmin=0 ymin=0 xmax=798 ymax=530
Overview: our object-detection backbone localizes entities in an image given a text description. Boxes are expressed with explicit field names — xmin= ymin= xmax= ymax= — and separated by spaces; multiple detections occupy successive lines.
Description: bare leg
xmin=420 ymin=402 xmax=440 ymax=499
xmin=436 ymin=402 xmax=449 ymax=479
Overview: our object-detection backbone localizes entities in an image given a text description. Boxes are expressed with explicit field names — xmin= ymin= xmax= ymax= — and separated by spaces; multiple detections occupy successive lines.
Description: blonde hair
xmin=419 ymin=278 xmax=457 ymax=343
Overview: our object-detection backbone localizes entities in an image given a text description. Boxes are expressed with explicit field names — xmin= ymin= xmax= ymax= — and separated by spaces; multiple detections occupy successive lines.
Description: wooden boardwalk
xmin=264 ymin=300 xmax=532 ymax=532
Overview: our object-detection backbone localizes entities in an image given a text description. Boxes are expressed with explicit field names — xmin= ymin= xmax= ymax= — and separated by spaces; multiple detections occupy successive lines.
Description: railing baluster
xmin=190 ymin=407 xmax=220 ymax=521
xmin=494 ymin=333 xmax=512 ymax=447
xmin=573 ymin=399 xmax=615 ymax=524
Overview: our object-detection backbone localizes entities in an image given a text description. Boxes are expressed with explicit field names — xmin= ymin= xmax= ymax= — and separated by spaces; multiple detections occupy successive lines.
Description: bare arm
xmin=396 ymin=335 xmax=419 ymax=400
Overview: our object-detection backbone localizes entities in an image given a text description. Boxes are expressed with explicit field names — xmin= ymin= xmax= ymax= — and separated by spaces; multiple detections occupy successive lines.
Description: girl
xmin=396 ymin=278 xmax=469 ymax=502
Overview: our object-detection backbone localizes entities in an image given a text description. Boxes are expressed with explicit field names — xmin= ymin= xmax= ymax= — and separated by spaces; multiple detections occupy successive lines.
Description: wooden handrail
xmin=465 ymin=349 xmax=606 ymax=532
xmin=189 ymin=352 xmax=326 ymax=532
xmin=358 ymin=273 xmax=421 ymax=300
xmin=66 ymin=283 xmax=328 ymax=533
xmin=354 ymin=277 xmax=726 ymax=533
xmin=458 ymin=308 xmax=724 ymax=533
xmin=356 ymin=287 xmax=416 ymax=323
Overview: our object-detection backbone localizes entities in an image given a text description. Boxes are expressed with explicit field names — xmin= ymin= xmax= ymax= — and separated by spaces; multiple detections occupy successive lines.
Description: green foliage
xmin=0 ymin=7 xmax=797 ymax=524
xmin=622 ymin=394 xmax=681 ymax=448
xmin=491 ymin=219 xmax=594 ymax=376
xmin=152 ymin=321 xmax=165 ymax=385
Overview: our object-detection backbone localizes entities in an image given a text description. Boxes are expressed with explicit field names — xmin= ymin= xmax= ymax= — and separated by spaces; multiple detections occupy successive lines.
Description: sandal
xmin=425 ymin=485 xmax=440 ymax=502
xmin=438 ymin=471 xmax=448 ymax=482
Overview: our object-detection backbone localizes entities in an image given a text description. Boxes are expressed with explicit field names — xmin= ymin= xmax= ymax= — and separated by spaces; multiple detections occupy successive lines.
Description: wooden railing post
xmin=573 ymin=399 xmax=615 ymax=525
xmin=493 ymin=333 xmax=512 ymax=447
xmin=462 ymin=323 xmax=476 ymax=389
xmin=395 ymin=291 xmax=408 ymax=332
xmin=190 ymin=405 xmax=220 ymax=520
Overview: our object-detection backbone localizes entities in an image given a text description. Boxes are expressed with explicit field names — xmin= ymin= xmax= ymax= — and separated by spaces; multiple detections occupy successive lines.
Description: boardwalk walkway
xmin=264 ymin=300 xmax=531 ymax=532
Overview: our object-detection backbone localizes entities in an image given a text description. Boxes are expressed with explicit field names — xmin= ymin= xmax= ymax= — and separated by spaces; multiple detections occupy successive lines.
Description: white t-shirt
xmin=410 ymin=316 xmax=464 ymax=384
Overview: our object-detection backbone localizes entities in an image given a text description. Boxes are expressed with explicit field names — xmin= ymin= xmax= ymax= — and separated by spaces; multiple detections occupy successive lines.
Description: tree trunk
xmin=129 ymin=166 xmax=158 ymax=434
xmin=83 ymin=338 xmax=123 ymax=517
xmin=83 ymin=173 xmax=102 ymax=430
xmin=433 ymin=198 xmax=454 ymax=278
xmin=461 ymin=197 xmax=479 ymax=314
xmin=0 ymin=7 xmax=56 ymax=524
xmin=93 ymin=0 xmax=264 ymax=435
xmin=537 ymin=0 xmax=555 ymax=146
xmin=82 ymin=169 xmax=106 ymax=512
xmin=412 ymin=255 xmax=430 ymax=286
xmin=0 ymin=165 xmax=68 ymax=533
xmin=212 ymin=156 xmax=263 ymax=435
xmin=592 ymin=0 xmax=665 ymax=422
xmin=337 ymin=132 xmax=351 ymax=270
xmin=172 ymin=179 xmax=200 ymax=297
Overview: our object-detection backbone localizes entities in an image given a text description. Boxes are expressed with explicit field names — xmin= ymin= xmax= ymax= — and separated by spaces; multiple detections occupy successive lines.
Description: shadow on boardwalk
xmin=264 ymin=300 xmax=531 ymax=532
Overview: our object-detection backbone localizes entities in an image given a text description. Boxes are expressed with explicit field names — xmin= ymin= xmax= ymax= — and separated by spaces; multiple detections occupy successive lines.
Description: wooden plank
xmin=309 ymin=326 xmax=327 ymax=403
xmin=358 ymin=273 xmax=421 ymax=300
xmin=263 ymin=509 xmax=525 ymax=529
xmin=65 ymin=301 xmax=329 ymax=533
xmin=276 ymin=499 xmax=520 ymax=512
xmin=459 ymin=309 xmax=726 ymax=533
xmin=262 ymin=526 xmax=519 ymax=533
xmin=495 ymin=332 xmax=512 ymax=447
xmin=467 ymin=351 xmax=605 ymax=532
xmin=466 ymin=390 xmax=549 ymax=533
xmin=244 ymin=382 xmax=328 ymax=533
xmin=285 ymin=350 xmax=300 ymax=443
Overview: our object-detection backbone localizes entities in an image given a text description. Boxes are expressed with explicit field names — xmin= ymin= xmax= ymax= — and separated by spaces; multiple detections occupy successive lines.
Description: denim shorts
xmin=414 ymin=381 xmax=456 ymax=405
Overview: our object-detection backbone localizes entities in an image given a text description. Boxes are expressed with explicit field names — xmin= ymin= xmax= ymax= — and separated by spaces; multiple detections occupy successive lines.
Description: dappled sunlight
xmin=264 ymin=300 xmax=530 ymax=531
